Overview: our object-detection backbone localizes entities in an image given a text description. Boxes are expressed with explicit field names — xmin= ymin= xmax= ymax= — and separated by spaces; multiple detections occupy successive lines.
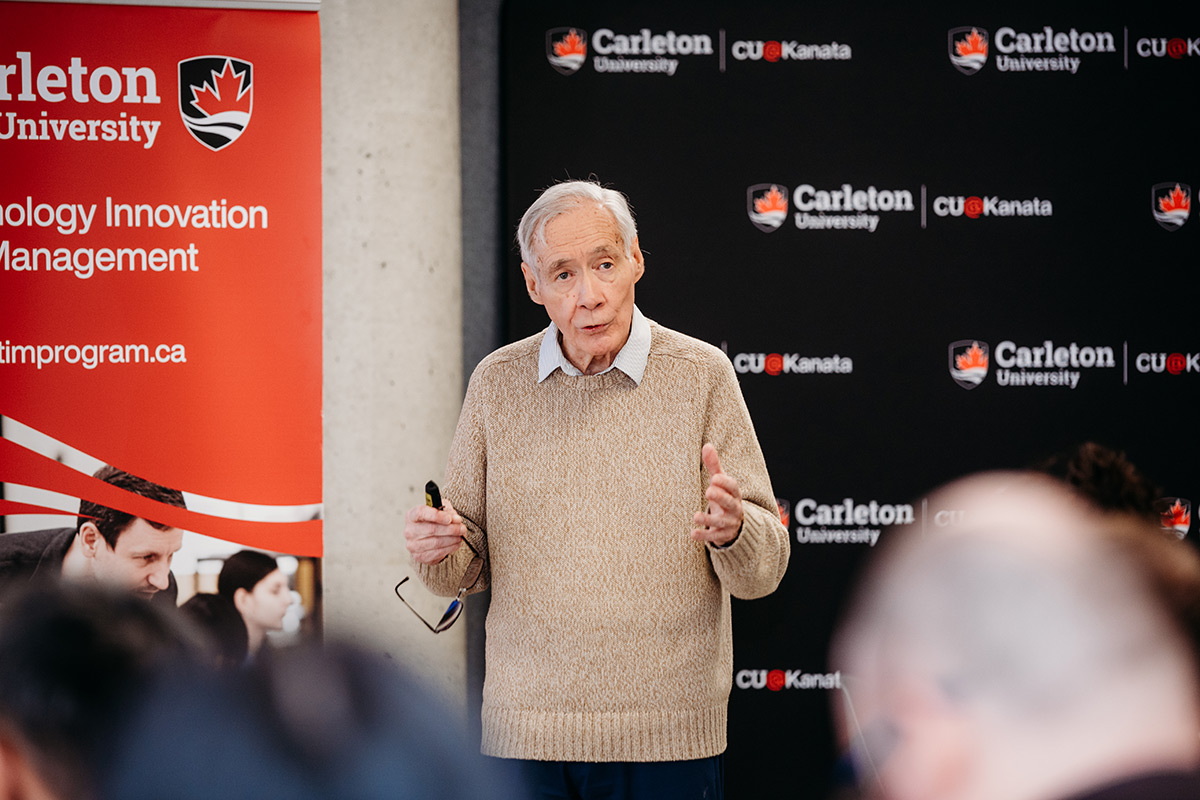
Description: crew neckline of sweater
xmin=544 ymin=368 xmax=636 ymax=390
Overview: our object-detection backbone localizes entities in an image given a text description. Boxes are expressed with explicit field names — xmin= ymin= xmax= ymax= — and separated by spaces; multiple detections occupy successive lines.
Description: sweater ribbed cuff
xmin=707 ymin=504 xmax=788 ymax=599
xmin=415 ymin=543 xmax=475 ymax=597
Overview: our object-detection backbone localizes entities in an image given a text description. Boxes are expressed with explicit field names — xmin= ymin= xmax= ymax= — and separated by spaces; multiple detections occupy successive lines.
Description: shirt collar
xmin=537 ymin=305 xmax=651 ymax=385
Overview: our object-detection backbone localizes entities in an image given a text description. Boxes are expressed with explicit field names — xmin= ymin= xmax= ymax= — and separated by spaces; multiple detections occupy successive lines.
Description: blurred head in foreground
xmin=0 ymin=585 xmax=526 ymax=800
xmin=102 ymin=641 xmax=529 ymax=800
xmin=0 ymin=583 xmax=200 ymax=800
xmin=831 ymin=472 xmax=1200 ymax=800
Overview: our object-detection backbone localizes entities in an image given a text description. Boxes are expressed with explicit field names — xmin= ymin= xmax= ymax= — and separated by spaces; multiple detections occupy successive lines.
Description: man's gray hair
xmin=517 ymin=180 xmax=638 ymax=270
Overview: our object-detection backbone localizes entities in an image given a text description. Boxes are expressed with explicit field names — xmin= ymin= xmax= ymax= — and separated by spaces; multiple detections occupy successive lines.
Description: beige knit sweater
xmin=417 ymin=321 xmax=790 ymax=762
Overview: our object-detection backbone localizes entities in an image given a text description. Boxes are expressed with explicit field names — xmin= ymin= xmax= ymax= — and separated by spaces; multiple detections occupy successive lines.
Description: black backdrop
xmin=500 ymin=2 xmax=1198 ymax=796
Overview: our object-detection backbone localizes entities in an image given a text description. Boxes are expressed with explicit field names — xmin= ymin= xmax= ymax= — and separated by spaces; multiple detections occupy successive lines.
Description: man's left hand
xmin=692 ymin=443 xmax=744 ymax=547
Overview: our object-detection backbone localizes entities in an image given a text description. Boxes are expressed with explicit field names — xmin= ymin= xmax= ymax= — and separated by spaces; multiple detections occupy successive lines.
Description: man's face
xmin=82 ymin=518 xmax=183 ymax=597
xmin=521 ymin=203 xmax=644 ymax=375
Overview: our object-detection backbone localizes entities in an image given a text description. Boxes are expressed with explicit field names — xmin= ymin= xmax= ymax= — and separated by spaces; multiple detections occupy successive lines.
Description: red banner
xmin=0 ymin=3 xmax=322 ymax=555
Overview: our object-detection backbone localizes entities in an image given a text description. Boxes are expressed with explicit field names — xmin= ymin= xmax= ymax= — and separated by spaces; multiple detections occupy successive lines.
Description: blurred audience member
xmin=102 ymin=640 xmax=530 ymax=800
xmin=218 ymin=550 xmax=292 ymax=660
xmin=1035 ymin=442 xmax=1200 ymax=660
xmin=831 ymin=472 xmax=1200 ymax=800
xmin=1102 ymin=515 xmax=1200 ymax=676
xmin=0 ymin=583 xmax=201 ymax=800
xmin=181 ymin=591 xmax=250 ymax=670
xmin=1034 ymin=441 xmax=1159 ymax=521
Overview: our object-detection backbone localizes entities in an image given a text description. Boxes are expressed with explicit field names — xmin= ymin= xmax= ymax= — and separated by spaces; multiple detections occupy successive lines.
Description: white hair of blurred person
xmin=831 ymin=471 xmax=1200 ymax=800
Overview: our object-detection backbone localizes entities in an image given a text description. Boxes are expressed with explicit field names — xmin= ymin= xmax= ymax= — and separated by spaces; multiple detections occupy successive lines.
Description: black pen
xmin=425 ymin=480 xmax=443 ymax=510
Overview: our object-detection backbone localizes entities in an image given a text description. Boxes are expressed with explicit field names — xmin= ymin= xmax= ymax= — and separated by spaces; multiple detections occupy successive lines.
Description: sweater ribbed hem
xmin=481 ymin=705 xmax=727 ymax=762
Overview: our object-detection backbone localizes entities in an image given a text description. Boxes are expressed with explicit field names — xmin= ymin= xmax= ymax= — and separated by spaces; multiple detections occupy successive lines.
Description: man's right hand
xmin=404 ymin=499 xmax=468 ymax=565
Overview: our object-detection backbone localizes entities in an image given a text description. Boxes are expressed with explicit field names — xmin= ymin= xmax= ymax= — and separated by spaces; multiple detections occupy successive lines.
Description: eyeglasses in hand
xmin=394 ymin=537 xmax=484 ymax=633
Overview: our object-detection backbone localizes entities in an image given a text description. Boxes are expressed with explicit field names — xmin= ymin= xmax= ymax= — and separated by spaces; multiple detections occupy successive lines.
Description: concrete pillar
xmin=320 ymin=0 xmax=467 ymax=709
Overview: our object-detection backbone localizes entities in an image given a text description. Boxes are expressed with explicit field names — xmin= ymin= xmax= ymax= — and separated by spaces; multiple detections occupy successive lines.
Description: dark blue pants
xmin=507 ymin=755 xmax=724 ymax=800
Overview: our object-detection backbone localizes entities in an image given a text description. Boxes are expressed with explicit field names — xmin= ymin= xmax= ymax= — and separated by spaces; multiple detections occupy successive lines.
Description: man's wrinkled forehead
xmin=532 ymin=202 xmax=627 ymax=264
xmin=543 ymin=242 xmax=623 ymax=275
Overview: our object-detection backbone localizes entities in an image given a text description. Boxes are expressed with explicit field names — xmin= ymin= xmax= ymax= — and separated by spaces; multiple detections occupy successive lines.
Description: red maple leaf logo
xmin=191 ymin=61 xmax=250 ymax=117
xmin=956 ymin=29 xmax=988 ymax=57
xmin=1162 ymin=499 xmax=1191 ymax=529
xmin=956 ymin=342 xmax=988 ymax=370
xmin=554 ymin=29 xmax=587 ymax=58
xmin=755 ymin=186 xmax=788 ymax=215
xmin=1159 ymin=184 xmax=1191 ymax=213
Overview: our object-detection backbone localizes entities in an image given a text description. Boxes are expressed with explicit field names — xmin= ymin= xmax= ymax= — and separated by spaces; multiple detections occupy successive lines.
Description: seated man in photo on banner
xmin=0 ymin=464 xmax=186 ymax=604
xmin=403 ymin=180 xmax=790 ymax=799
xmin=831 ymin=472 xmax=1200 ymax=800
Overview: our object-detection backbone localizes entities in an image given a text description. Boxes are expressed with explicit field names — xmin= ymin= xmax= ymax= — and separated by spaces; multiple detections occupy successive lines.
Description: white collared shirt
xmin=537 ymin=305 xmax=651 ymax=385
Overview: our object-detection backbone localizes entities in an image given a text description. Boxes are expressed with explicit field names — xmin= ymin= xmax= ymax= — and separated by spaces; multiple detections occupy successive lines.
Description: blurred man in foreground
xmin=0 ymin=583 xmax=200 ymax=800
xmin=102 ymin=641 xmax=530 ymax=800
xmin=0 ymin=464 xmax=186 ymax=603
xmin=1 ymin=583 xmax=521 ymax=800
xmin=831 ymin=472 xmax=1200 ymax=800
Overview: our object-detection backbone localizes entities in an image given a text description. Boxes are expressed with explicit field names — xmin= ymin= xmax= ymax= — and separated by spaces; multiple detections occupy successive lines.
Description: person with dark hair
xmin=0 ymin=464 xmax=187 ymax=603
xmin=0 ymin=582 xmax=203 ymax=800
xmin=1034 ymin=442 xmax=1200 ymax=663
xmin=1034 ymin=441 xmax=1160 ymax=521
xmin=180 ymin=591 xmax=250 ymax=670
xmin=218 ymin=549 xmax=292 ymax=659
xmin=101 ymin=640 xmax=531 ymax=800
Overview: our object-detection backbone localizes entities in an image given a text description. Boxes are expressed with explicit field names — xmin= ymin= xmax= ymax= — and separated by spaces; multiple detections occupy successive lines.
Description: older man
xmin=404 ymin=180 xmax=790 ymax=799
xmin=831 ymin=472 xmax=1200 ymax=800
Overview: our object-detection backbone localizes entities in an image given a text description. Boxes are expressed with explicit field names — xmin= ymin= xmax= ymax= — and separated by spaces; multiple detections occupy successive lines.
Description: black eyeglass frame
xmin=394 ymin=537 xmax=484 ymax=633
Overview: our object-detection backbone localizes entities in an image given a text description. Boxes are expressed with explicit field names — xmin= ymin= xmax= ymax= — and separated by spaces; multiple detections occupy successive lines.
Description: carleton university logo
xmin=1152 ymin=183 xmax=1191 ymax=230
xmin=179 ymin=56 xmax=253 ymax=151
xmin=547 ymin=28 xmax=588 ymax=75
xmin=1157 ymin=497 xmax=1192 ymax=539
xmin=949 ymin=27 xmax=989 ymax=74
xmin=949 ymin=340 xmax=989 ymax=389
xmin=747 ymin=184 xmax=789 ymax=232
